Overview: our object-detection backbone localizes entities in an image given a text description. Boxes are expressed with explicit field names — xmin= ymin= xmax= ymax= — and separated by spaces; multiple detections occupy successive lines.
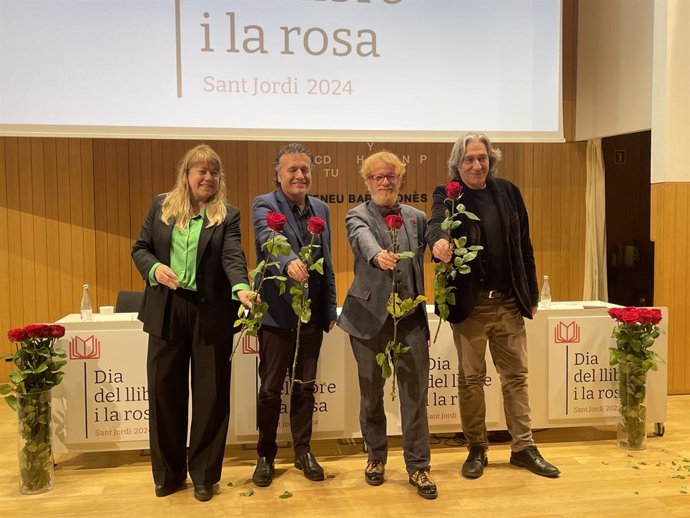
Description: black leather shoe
xmin=252 ymin=457 xmax=275 ymax=487
xmin=294 ymin=451 xmax=325 ymax=481
xmin=364 ymin=459 xmax=385 ymax=486
xmin=193 ymin=484 xmax=214 ymax=502
xmin=154 ymin=480 xmax=186 ymax=497
xmin=461 ymin=445 xmax=488 ymax=479
xmin=408 ymin=469 xmax=438 ymax=500
xmin=510 ymin=446 xmax=560 ymax=477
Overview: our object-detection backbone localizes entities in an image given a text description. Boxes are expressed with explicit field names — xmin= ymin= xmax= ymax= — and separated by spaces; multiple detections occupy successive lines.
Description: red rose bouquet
xmin=2 ymin=323 xmax=67 ymax=493
xmin=2 ymin=324 xmax=67 ymax=407
xmin=608 ymin=306 xmax=663 ymax=368
xmin=608 ymin=306 xmax=664 ymax=449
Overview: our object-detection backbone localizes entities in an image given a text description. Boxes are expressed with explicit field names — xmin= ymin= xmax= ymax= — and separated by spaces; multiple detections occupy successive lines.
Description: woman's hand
xmin=237 ymin=290 xmax=260 ymax=308
xmin=154 ymin=264 xmax=179 ymax=289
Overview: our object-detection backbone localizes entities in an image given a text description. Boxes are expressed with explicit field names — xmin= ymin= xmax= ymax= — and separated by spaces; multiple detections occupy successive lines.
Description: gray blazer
xmin=338 ymin=202 xmax=429 ymax=340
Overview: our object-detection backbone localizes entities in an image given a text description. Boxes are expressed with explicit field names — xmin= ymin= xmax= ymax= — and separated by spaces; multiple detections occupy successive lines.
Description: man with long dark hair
xmin=427 ymin=133 xmax=560 ymax=480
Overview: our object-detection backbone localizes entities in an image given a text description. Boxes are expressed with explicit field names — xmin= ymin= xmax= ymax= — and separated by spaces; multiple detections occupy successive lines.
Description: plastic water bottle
xmin=539 ymin=275 xmax=551 ymax=309
xmin=80 ymin=283 xmax=93 ymax=321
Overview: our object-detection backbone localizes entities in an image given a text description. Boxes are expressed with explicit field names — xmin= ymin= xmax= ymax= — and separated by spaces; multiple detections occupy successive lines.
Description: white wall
xmin=651 ymin=0 xmax=690 ymax=183
xmin=575 ymin=0 xmax=654 ymax=141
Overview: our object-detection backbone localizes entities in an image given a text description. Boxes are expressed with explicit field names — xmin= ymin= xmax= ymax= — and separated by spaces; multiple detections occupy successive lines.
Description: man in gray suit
xmin=250 ymin=143 xmax=338 ymax=488
xmin=338 ymin=151 xmax=436 ymax=499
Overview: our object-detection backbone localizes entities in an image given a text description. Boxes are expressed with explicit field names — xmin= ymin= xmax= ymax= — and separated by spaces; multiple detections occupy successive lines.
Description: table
xmin=53 ymin=302 xmax=668 ymax=453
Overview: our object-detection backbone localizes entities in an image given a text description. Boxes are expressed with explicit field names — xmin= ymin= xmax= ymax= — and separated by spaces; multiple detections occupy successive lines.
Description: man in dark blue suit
xmin=250 ymin=143 xmax=337 ymax=487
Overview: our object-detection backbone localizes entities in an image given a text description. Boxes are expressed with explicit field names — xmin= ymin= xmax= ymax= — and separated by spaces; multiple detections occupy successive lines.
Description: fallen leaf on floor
xmin=279 ymin=490 xmax=293 ymax=499
xmin=240 ymin=488 xmax=254 ymax=497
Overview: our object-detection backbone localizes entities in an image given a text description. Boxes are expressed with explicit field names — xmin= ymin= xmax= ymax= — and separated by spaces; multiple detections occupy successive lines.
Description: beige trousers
xmin=451 ymin=296 xmax=534 ymax=452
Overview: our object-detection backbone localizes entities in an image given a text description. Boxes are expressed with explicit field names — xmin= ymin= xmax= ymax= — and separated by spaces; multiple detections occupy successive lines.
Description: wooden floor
xmin=1 ymin=397 xmax=689 ymax=517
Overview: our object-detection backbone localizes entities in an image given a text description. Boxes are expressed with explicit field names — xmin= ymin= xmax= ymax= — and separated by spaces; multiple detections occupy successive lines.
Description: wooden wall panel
xmin=1 ymin=136 xmax=587 ymax=383
xmin=652 ymin=183 xmax=690 ymax=394
xmin=0 ymin=138 xmax=93 ymax=380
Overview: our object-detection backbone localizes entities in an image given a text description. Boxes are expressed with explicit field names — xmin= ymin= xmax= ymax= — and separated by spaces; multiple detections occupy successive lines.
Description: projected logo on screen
xmin=0 ymin=1 xmax=563 ymax=138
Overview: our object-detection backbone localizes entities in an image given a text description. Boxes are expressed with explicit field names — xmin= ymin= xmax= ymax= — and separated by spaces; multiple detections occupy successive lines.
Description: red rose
xmin=307 ymin=216 xmax=326 ymax=235
xmin=7 ymin=327 xmax=29 ymax=342
xmin=446 ymin=181 xmax=463 ymax=199
xmin=638 ymin=308 xmax=656 ymax=325
xmin=607 ymin=308 xmax=622 ymax=321
xmin=648 ymin=308 xmax=662 ymax=325
xmin=266 ymin=211 xmax=287 ymax=232
xmin=620 ymin=307 xmax=641 ymax=325
xmin=385 ymin=214 xmax=403 ymax=230
xmin=37 ymin=324 xmax=52 ymax=338
xmin=49 ymin=325 xmax=66 ymax=338
xmin=24 ymin=324 xmax=51 ymax=339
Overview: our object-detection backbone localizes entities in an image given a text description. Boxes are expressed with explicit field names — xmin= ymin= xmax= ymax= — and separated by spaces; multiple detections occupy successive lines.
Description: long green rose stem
xmin=18 ymin=391 xmax=53 ymax=491
xmin=619 ymin=361 xmax=647 ymax=449
xmin=390 ymin=267 xmax=399 ymax=398
xmin=291 ymin=233 xmax=318 ymax=387
xmin=290 ymin=284 xmax=306 ymax=387
xmin=230 ymin=231 xmax=278 ymax=361
xmin=433 ymin=199 xmax=455 ymax=343
xmin=389 ymin=229 xmax=401 ymax=399
xmin=432 ymin=270 xmax=446 ymax=343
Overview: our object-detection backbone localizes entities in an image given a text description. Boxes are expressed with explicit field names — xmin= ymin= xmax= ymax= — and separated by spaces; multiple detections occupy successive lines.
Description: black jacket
xmin=131 ymin=194 xmax=248 ymax=344
xmin=426 ymin=176 xmax=538 ymax=323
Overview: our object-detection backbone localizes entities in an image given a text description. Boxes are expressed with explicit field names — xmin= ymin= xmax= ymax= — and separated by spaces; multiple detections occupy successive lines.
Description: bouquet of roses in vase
xmin=1 ymin=324 xmax=67 ymax=494
xmin=608 ymin=306 xmax=664 ymax=450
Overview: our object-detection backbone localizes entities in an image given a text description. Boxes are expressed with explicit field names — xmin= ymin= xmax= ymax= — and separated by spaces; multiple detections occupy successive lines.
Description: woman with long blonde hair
xmin=132 ymin=144 xmax=254 ymax=502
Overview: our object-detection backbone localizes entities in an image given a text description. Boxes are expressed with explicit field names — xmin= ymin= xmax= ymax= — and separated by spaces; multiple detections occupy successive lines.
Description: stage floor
xmin=1 ymin=396 xmax=689 ymax=517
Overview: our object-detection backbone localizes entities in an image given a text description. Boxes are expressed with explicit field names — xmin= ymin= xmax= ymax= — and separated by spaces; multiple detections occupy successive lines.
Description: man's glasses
xmin=368 ymin=174 xmax=400 ymax=184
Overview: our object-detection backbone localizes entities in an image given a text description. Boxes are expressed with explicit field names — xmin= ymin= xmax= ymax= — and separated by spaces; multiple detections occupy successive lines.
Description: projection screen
xmin=0 ymin=0 xmax=563 ymax=142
